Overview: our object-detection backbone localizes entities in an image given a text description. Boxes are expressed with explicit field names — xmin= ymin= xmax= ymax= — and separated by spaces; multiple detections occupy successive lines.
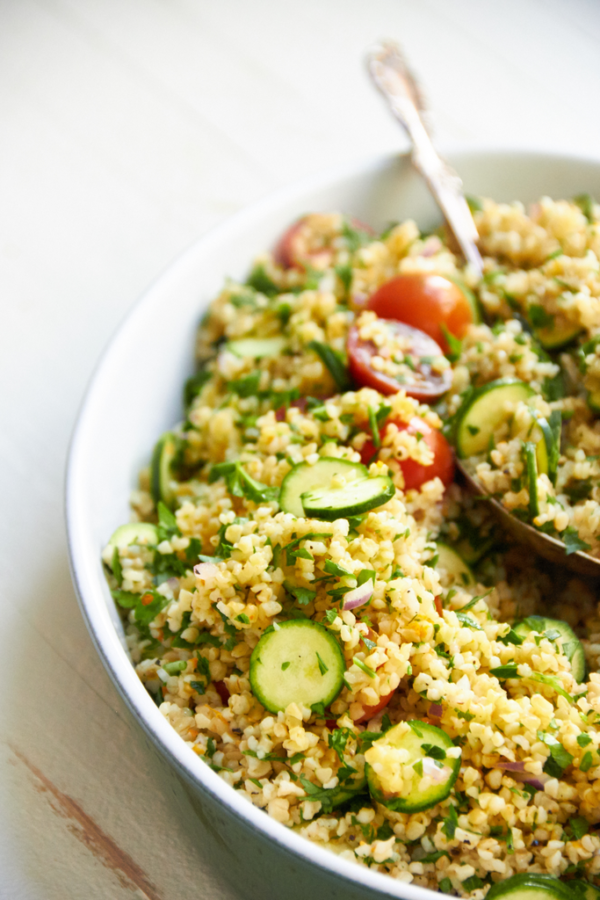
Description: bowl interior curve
xmin=66 ymin=149 xmax=600 ymax=899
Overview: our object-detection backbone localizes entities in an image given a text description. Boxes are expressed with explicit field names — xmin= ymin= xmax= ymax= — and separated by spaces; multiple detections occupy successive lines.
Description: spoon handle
xmin=367 ymin=41 xmax=483 ymax=276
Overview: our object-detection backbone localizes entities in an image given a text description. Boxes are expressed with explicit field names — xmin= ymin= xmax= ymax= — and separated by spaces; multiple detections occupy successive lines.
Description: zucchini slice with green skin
xmin=107 ymin=523 xmax=158 ymax=553
xmin=486 ymin=874 xmax=573 ymax=900
xmin=523 ymin=441 xmax=540 ymax=519
xmin=249 ymin=620 xmax=345 ymax=713
xmin=433 ymin=541 xmax=475 ymax=588
xmin=534 ymin=320 xmax=582 ymax=351
xmin=150 ymin=432 xmax=178 ymax=509
xmin=588 ymin=390 xmax=600 ymax=415
xmin=446 ymin=274 xmax=481 ymax=323
xmin=226 ymin=336 xmax=287 ymax=358
xmin=301 ymin=475 xmax=395 ymax=521
xmin=455 ymin=379 xmax=536 ymax=458
xmin=570 ymin=880 xmax=600 ymax=899
xmin=365 ymin=720 xmax=460 ymax=813
xmin=511 ymin=412 xmax=557 ymax=481
xmin=513 ymin=615 xmax=586 ymax=683
xmin=280 ymin=457 xmax=368 ymax=518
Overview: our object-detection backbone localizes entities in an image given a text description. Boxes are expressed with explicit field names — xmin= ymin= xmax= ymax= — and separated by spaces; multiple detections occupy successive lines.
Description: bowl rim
xmin=66 ymin=146 xmax=600 ymax=900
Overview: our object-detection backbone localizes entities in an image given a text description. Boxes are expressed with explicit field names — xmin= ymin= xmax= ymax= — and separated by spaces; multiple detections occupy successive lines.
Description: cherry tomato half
xmin=347 ymin=319 xmax=451 ymax=402
xmin=354 ymin=690 xmax=395 ymax=725
xmin=360 ymin=417 xmax=455 ymax=491
xmin=367 ymin=273 xmax=474 ymax=353
xmin=274 ymin=215 xmax=374 ymax=270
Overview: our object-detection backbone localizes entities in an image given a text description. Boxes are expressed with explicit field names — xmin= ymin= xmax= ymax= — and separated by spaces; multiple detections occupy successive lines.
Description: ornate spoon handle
xmin=367 ymin=41 xmax=483 ymax=276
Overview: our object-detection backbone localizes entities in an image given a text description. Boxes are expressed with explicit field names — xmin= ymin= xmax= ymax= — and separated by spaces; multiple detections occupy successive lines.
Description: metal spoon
xmin=367 ymin=40 xmax=600 ymax=577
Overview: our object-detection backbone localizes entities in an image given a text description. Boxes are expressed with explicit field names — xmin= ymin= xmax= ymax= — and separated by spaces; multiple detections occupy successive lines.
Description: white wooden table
xmin=2 ymin=2 xmax=600 ymax=897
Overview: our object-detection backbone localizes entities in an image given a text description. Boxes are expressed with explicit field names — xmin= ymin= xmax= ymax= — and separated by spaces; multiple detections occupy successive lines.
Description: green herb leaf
xmin=563 ymin=526 xmax=592 ymax=555
xmin=490 ymin=664 xmax=520 ymax=679
xmin=442 ymin=804 xmax=458 ymax=840
xmin=580 ymin=751 xmax=593 ymax=773
xmin=307 ymin=340 xmax=351 ymax=391
xmin=229 ymin=370 xmax=262 ymax=398
xmin=328 ymin=727 xmax=354 ymax=761
xmin=574 ymin=193 xmax=596 ymax=223
xmin=538 ymin=731 xmax=573 ymax=776
xmin=284 ymin=580 xmax=317 ymax=607
xmin=422 ymin=743 xmax=446 ymax=760
xmin=246 ymin=264 xmax=279 ymax=297
xmin=499 ymin=627 xmax=524 ymax=646
xmin=183 ymin=370 xmax=211 ymax=409
xmin=157 ymin=501 xmax=180 ymax=539
xmin=441 ymin=324 xmax=462 ymax=363
xmin=528 ymin=672 xmax=574 ymax=704
xmin=569 ymin=815 xmax=590 ymax=840
xmin=577 ymin=734 xmax=592 ymax=748
xmin=368 ymin=405 xmax=381 ymax=448
xmin=316 ymin=652 xmax=329 ymax=676
xmin=324 ymin=559 xmax=351 ymax=578
xmin=110 ymin=546 xmax=123 ymax=586
xmin=455 ymin=612 xmax=483 ymax=630
xmin=352 ymin=656 xmax=376 ymax=678
xmin=281 ymin=661 xmax=291 ymax=671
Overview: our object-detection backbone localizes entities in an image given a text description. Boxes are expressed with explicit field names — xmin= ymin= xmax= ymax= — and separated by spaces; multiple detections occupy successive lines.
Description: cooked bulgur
xmin=104 ymin=206 xmax=600 ymax=898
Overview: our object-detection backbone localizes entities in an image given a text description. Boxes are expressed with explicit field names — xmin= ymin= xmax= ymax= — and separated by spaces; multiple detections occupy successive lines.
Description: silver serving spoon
xmin=367 ymin=40 xmax=600 ymax=577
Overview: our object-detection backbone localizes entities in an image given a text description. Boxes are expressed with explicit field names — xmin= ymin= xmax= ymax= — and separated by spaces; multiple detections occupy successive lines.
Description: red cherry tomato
xmin=434 ymin=596 xmax=443 ymax=617
xmin=367 ymin=273 xmax=474 ymax=353
xmin=347 ymin=319 xmax=451 ymax=402
xmin=360 ymin=417 xmax=454 ymax=491
xmin=274 ymin=215 xmax=374 ymax=270
xmin=354 ymin=690 xmax=395 ymax=725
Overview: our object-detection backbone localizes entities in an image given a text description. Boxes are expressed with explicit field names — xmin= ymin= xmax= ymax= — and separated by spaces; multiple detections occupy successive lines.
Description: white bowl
xmin=66 ymin=149 xmax=600 ymax=900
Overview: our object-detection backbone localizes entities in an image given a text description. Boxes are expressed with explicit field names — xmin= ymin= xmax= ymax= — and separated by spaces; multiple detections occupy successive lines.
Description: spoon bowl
xmin=457 ymin=461 xmax=600 ymax=578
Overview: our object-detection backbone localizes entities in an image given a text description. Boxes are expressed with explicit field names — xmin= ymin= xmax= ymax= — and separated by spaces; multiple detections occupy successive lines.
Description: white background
xmin=2 ymin=1 xmax=600 ymax=897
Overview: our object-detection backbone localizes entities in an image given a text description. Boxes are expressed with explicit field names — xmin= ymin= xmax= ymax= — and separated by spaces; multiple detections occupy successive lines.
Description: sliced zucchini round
xmin=588 ymin=390 xmax=600 ymax=416
xmin=365 ymin=720 xmax=460 ymax=813
xmin=534 ymin=320 xmax=582 ymax=351
xmin=433 ymin=542 xmax=475 ymax=588
xmin=150 ymin=432 xmax=178 ymax=509
xmin=486 ymin=874 xmax=573 ymax=900
xmin=249 ymin=619 xmax=345 ymax=713
xmin=226 ymin=336 xmax=287 ymax=358
xmin=455 ymin=379 xmax=535 ymax=458
xmin=446 ymin=274 xmax=481 ymax=323
xmin=301 ymin=474 xmax=395 ymax=521
xmin=570 ymin=880 xmax=600 ymax=899
xmin=107 ymin=522 xmax=158 ymax=553
xmin=326 ymin=764 xmax=368 ymax=808
xmin=280 ymin=457 xmax=367 ymax=518
xmin=511 ymin=412 xmax=557 ymax=481
xmin=513 ymin=615 xmax=586 ymax=683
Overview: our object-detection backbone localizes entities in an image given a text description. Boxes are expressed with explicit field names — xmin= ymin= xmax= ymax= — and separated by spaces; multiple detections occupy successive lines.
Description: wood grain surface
xmin=2 ymin=1 xmax=600 ymax=896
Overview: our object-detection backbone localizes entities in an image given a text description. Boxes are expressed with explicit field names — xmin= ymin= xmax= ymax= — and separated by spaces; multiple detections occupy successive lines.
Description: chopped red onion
xmin=495 ymin=760 xmax=550 ymax=791
xmin=496 ymin=760 xmax=526 ymax=772
xmin=343 ymin=582 xmax=374 ymax=611
xmin=166 ymin=577 xmax=179 ymax=590
xmin=428 ymin=703 xmax=443 ymax=719
xmin=513 ymin=771 xmax=550 ymax=792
